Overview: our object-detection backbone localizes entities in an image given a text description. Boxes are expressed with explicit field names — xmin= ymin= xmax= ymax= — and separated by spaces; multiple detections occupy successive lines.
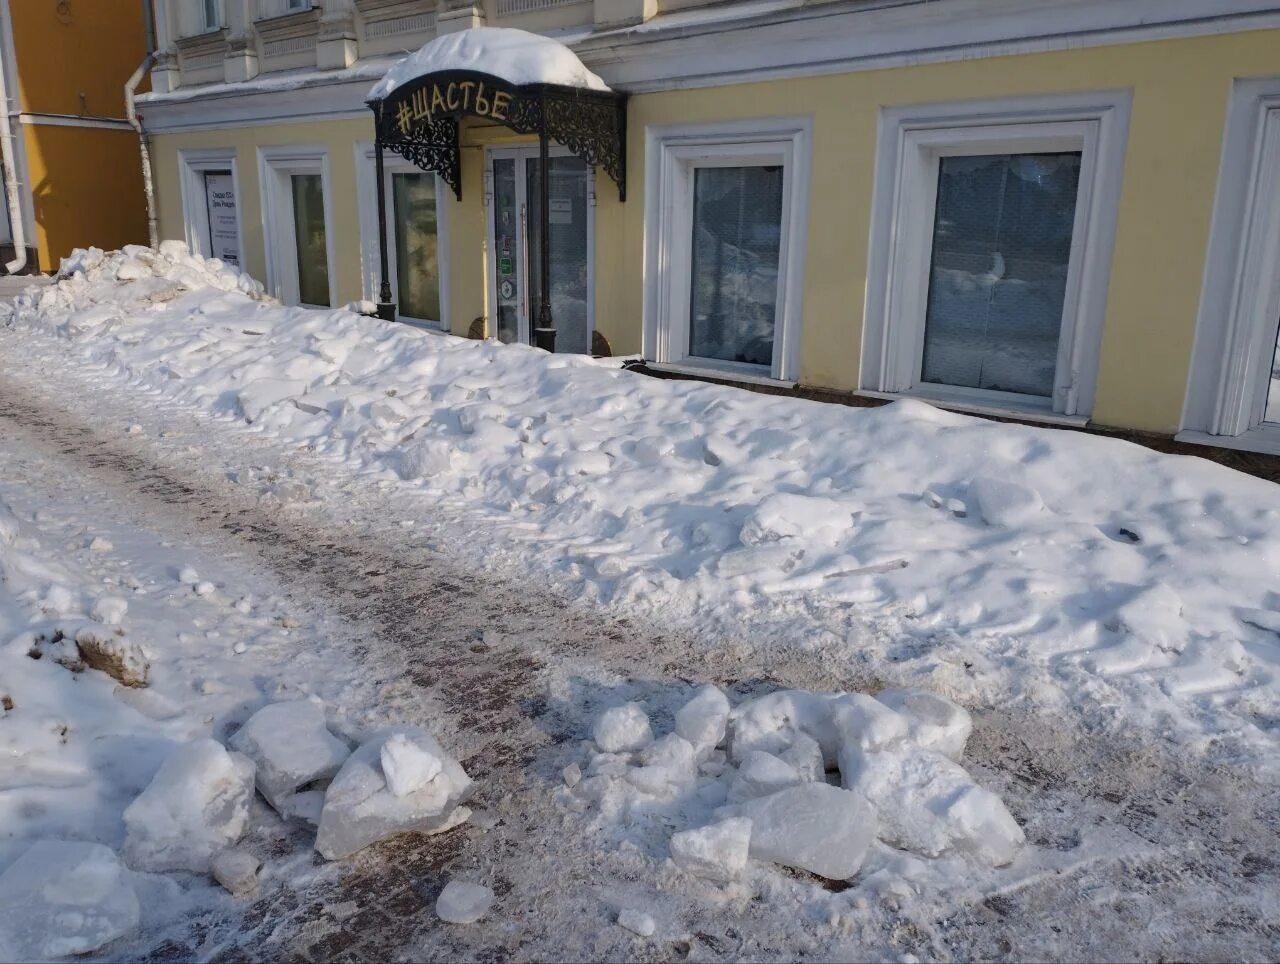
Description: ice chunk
xmin=592 ymin=702 xmax=652 ymax=753
xmin=848 ymin=748 xmax=1023 ymax=866
xmin=628 ymin=733 xmax=697 ymax=794
xmin=229 ymin=700 xmax=350 ymax=811
xmin=968 ymin=476 xmax=1044 ymax=527
xmin=178 ymin=565 xmax=200 ymax=585
xmin=123 ymin=738 xmax=255 ymax=873
xmin=875 ymin=689 xmax=972 ymax=761
xmin=436 ymin=880 xmax=494 ymax=924
xmin=669 ymin=816 xmax=752 ymax=880
xmin=727 ymin=750 xmax=801 ymax=802
xmin=830 ymin=693 xmax=910 ymax=783
xmin=381 ymin=732 xmax=444 ymax=797
xmin=728 ymin=689 xmax=839 ymax=765
xmin=0 ymin=840 xmax=140 ymax=960
xmin=315 ymin=726 xmax=471 ymax=860
xmin=675 ymin=684 xmax=730 ymax=748
xmin=0 ymin=501 xmax=19 ymax=545
xmin=617 ymin=908 xmax=656 ymax=937
xmin=737 ymin=783 xmax=876 ymax=880
xmin=779 ymin=732 xmax=825 ymax=782
xmin=211 ymin=848 xmax=261 ymax=897
xmin=562 ymin=762 xmax=582 ymax=788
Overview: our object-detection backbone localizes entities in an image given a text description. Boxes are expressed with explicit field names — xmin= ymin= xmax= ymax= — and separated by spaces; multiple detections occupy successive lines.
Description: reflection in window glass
xmin=392 ymin=173 xmax=440 ymax=322
xmin=688 ymin=165 xmax=784 ymax=367
xmin=291 ymin=173 xmax=329 ymax=306
xmin=1266 ymin=319 xmax=1280 ymax=424
xmin=921 ymin=152 xmax=1081 ymax=397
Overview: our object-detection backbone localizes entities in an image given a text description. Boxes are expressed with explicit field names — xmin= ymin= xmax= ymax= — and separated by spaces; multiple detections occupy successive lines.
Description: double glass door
xmin=488 ymin=147 xmax=593 ymax=354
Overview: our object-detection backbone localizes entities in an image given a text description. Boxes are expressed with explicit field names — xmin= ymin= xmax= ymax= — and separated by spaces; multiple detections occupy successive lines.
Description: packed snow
xmin=368 ymin=27 xmax=610 ymax=101
xmin=3 ymin=243 xmax=1280 ymax=779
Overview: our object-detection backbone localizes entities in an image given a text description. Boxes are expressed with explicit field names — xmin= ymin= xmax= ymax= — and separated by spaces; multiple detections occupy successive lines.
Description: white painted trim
xmin=643 ymin=116 xmax=811 ymax=382
xmin=16 ymin=112 xmax=133 ymax=130
xmin=861 ymin=89 xmax=1131 ymax=417
xmin=137 ymin=0 xmax=1280 ymax=132
xmin=645 ymin=361 xmax=798 ymax=390
xmin=483 ymin=144 xmax=597 ymax=352
xmin=257 ymin=144 xmax=337 ymax=307
xmin=1181 ymin=76 xmax=1280 ymax=453
xmin=1175 ymin=428 xmax=1280 ymax=457
xmin=178 ymin=148 xmax=246 ymax=269
xmin=354 ymin=141 xmax=451 ymax=330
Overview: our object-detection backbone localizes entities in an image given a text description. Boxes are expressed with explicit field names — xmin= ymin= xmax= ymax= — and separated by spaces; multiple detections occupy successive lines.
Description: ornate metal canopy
xmin=368 ymin=68 xmax=627 ymax=201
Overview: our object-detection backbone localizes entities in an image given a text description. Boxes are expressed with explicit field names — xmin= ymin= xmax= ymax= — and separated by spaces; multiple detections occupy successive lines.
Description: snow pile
xmin=6 ymin=244 xmax=1280 ymax=769
xmin=572 ymin=686 xmax=1021 ymax=881
xmin=368 ymin=27 xmax=609 ymax=101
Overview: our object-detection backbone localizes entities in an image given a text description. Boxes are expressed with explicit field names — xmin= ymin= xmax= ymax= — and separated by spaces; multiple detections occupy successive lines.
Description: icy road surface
xmin=0 ymin=348 xmax=1276 ymax=961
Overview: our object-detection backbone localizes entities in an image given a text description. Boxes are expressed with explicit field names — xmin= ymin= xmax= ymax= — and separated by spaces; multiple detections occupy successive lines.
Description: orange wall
xmin=22 ymin=124 xmax=148 ymax=267
xmin=10 ymin=0 xmax=148 ymax=117
xmin=9 ymin=0 xmax=150 ymax=269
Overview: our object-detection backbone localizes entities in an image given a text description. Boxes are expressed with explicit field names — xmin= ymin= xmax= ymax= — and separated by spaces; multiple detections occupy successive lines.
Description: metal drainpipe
xmin=125 ymin=53 xmax=158 ymax=249
xmin=0 ymin=27 xmax=27 ymax=274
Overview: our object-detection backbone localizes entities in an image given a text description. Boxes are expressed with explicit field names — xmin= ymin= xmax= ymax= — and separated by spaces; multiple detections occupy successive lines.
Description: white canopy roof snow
xmin=368 ymin=27 xmax=609 ymax=101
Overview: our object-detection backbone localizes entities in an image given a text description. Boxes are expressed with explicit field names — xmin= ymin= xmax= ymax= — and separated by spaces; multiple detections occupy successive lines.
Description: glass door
xmin=487 ymin=147 xmax=593 ymax=353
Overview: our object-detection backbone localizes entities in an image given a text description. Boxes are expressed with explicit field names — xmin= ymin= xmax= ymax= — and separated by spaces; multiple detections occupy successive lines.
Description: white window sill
xmin=1174 ymin=429 xmax=1280 ymax=457
xmin=646 ymin=361 xmax=796 ymax=389
xmin=855 ymin=388 xmax=1090 ymax=428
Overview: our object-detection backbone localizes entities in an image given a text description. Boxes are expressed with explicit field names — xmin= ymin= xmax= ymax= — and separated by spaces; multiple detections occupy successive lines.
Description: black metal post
xmin=373 ymin=135 xmax=396 ymax=322
xmin=533 ymin=124 xmax=555 ymax=353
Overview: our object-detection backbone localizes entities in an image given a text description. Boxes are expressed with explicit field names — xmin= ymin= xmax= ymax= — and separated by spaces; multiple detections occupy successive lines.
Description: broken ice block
xmin=229 ymin=700 xmax=350 ymax=812
xmin=123 ymin=738 xmax=255 ymax=873
xmin=669 ymin=817 xmax=752 ymax=880
xmin=315 ymin=726 xmax=471 ymax=860
xmin=381 ymin=732 xmax=444 ymax=798
xmin=674 ymin=684 xmax=730 ymax=748
xmin=0 ymin=840 xmax=140 ymax=960
xmin=436 ymin=880 xmax=494 ymax=924
xmin=727 ymin=750 xmax=801 ymax=803
xmin=737 ymin=783 xmax=876 ymax=880
xmin=875 ymin=689 xmax=972 ymax=761
xmin=592 ymin=702 xmax=653 ymax=753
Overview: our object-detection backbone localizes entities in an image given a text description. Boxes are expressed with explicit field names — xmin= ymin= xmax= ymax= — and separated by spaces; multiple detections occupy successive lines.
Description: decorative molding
xmin=364 ymin=11 xmax=435 ymax=39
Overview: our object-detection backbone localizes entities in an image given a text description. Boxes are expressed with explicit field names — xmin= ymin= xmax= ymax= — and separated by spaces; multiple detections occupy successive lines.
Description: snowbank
xmin=368 ymin=27 xmax=609 ymax=101
xmin=5 ymin=244 xmax=1280 ymax=771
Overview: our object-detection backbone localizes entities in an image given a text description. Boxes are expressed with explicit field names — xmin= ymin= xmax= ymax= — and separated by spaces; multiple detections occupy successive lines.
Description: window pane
xmin=1266 ymin=319 xmax=1280 ymax=424
xmin=291 ymin=173 xmax=329 ymax=306
xmin=688 ymin=164 xmax=783 ymax=367
xmin=525 ymin=156 xmax=591 ymax=354
xmin=921 ymin=152 xmax=1081 ymax=397
xmin=392 ymin=173 xmax=440 ymax=322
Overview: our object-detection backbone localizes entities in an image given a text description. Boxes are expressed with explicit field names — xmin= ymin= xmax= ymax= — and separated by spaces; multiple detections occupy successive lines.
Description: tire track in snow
xmin=0 ymin=368 xmax=1277 ymax=962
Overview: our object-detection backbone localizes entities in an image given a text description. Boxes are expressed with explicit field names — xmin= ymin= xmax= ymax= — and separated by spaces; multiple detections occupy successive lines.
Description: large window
xmin=644 ymin=119 xmax=812 ymax=382
xmin=178 ymin=148 xmax=242 ymax=268
xmin=258 ymin=147 xmax=335 ymax=308
xmin=1180 ymin=79 xmax=1280 ymax=454
xmin=355 ymin=145 xmax=450 ymax=329
xmin=862 ymin=93 xmax=1131 ymax=420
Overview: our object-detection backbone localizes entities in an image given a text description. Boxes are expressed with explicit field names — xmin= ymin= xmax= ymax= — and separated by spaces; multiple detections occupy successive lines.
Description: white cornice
xmin=136 ymin=0 xmax=1280 ymax=133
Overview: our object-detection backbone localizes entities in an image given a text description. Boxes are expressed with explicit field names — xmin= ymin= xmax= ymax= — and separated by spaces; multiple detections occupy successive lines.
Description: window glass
xmin=688 ymin=164 xmax=784 ymax=367
xmin=921 ymin=152 xmax=1081 ymax=397
xmin=202 ymin=0 xmax=219 ymax=29
xmin=392 ymin=173 xmax=440 ymax=322
xmin=290 ymin=173 xmax=329 ymax=306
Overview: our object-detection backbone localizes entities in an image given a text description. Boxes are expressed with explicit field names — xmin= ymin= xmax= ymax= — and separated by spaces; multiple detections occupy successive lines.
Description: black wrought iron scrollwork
xmin=367 ymin=71 xmax=627 ymax=201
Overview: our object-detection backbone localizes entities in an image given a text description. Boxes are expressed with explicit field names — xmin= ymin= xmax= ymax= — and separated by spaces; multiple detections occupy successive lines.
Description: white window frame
xmin=862 ymin=91 xmax=1131 ymax=422
xmin=1179 ymin=77 xmax=1280 ymax=455
xmin=354 ymin=143 xmax=451 ymax=331
xmin=201 ymin=0 xmax=222 ymax=31
xmin=643 ymin=117 xmax=812 ymax=384
xmin=258 ymin=145 xmax=337 ymax=308
xmin=177 ymin=147 xmax=244 ymax=268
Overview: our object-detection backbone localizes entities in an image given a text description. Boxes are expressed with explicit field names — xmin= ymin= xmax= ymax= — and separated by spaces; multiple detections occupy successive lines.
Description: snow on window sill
xmin=647 ymin=360 xmax=795 ymax=389
xmin=856 ymin=388 xmax=1090 ymax=428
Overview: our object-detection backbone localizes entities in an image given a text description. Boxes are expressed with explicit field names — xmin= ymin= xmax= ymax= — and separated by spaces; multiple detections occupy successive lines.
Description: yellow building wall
xmin=150 ymin=27 xmax=1280 ymax=435
xmin=9 ymin=0 xmax=150 ymax=270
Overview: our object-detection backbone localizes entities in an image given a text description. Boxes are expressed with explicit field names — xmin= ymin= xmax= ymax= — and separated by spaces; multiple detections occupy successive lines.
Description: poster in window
xmin=203 ymin=171 xmax=240 ymax=266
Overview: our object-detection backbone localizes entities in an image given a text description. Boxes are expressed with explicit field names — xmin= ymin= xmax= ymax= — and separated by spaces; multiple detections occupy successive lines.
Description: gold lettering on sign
xmin=431 ymin=85 xmax=446 ymax=114
xmin=445 ymin=82 xmax=459 ymax=111
xmin=490 ymin=90 xmax=511 ymax=121
xmin=474 ymin=82 xmax=490 ymax=116
xmin=459 ymin=81 xmax=475 ymax=111
xmin=412 ymin=87 xmax=429 ymax=121
xmin=396 ymin=100 xmax=413 ymax=134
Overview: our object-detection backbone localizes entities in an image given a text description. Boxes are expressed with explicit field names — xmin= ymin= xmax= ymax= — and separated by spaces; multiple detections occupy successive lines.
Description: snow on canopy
xmin=368 ymin=27 xmax=609 ymax=102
